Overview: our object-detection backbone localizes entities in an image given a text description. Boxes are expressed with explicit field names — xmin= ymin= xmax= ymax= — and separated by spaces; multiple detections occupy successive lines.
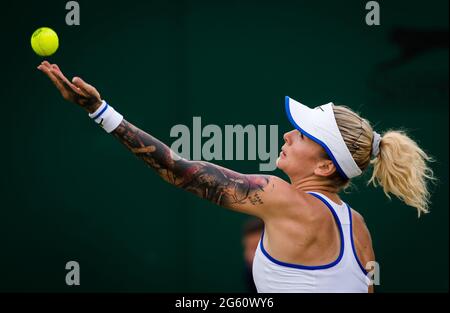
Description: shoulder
xmin=349 ymin=208 xmax=376 ymax=266
xmin=257 ymin=175 xmax=294 ymax=197
xmin=350 ymin=209 xmax=371 ymax=242
xmin=259 ymin=176 xmax=319 ymax=219
xmin=262 ymin=175 xmax=306 ymax=207
xmin=351 ymin=209 xmax=370 ymax=237
xmin=351 ymin=209 xmax=365 ymax=226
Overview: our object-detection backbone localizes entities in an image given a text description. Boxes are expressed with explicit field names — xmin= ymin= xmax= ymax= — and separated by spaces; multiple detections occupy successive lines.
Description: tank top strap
xmin=306 ymin=191 xmax=350 ymax=225
xmin=307 ymin=192 xmax=369 ymax=276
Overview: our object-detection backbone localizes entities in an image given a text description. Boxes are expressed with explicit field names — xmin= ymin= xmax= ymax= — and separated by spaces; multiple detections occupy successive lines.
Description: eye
xmin=299 ymin=132 xmax=304 ymax=139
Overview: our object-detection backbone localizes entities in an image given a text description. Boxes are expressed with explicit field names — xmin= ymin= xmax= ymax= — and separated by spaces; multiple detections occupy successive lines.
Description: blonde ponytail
xmin=368 ymin=130 xmax=436 ymax=217
xmin=331 ymin=105 xmax=437 ymax=217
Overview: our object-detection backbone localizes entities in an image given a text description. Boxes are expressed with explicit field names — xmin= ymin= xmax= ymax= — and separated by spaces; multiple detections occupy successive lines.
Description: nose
xmin=283 ymin=130 xmax=294 ymax=145
xmin=283 ymin=132 xmax=289 ymax=144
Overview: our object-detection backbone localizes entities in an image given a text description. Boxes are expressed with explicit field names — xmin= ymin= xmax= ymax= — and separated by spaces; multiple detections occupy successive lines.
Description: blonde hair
xmin=330 ymin=105 xmax=436 ymax=217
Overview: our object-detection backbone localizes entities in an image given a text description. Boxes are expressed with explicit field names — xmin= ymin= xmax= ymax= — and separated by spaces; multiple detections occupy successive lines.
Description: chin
xmin=276 ymin=157 xmax=285 ymax=170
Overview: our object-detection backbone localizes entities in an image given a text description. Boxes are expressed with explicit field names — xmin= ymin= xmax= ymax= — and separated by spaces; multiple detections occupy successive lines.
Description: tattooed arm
xmin=111 ymin=118 xmax=288 ymax=216
xmin=37 ymin=61 xmax=293 ymax=217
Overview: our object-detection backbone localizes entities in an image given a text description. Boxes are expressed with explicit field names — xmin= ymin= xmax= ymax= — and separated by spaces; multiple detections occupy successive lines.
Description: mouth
xmin=280 ymin=149 xmax=287 ymax=158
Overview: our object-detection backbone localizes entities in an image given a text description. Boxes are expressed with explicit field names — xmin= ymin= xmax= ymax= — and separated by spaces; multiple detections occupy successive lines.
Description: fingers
xmin=40 ymin=60 xmax=52 ymax=70
xmin=37 ymin=62 xmax=66 ymax=94
xmin=71 ymin=76 xmax=86 ymax=89
xmin=50 ymin=67 xmax=86 ymax=96
xmin=37 ymin=61 xmax=95 ymax=101
xmin=72 ymin=76 xmax=96 ymax=95
xmin=38 ymin=61 xmax=65 ymax=87
xmin=37 ymin=61 xmax=52 ymax=74
xmin=51 ymin=64 xmax=70 ymax=85
xmin=52 ymin=63 xmax=62 ymax=73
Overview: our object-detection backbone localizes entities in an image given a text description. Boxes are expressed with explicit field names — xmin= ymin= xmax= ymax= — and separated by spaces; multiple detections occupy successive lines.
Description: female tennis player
xmin=37 ymin=61 xmax=435 ymax=293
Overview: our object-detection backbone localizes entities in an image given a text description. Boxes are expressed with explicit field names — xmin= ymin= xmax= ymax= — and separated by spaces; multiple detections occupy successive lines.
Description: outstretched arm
xmin=112 ymin=119 xmax=276 ymax=215
xmin=37 ymin=61 xmax=293 ymax=217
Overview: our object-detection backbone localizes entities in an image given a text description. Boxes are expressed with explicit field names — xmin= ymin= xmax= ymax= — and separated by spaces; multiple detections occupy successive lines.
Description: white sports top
xmin=252 ymin=192 xmax=371 ymax=293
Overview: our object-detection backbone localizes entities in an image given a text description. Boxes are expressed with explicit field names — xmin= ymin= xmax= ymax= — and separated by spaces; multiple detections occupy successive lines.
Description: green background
xmin=1 ymin=0 xmax=448 ymax=292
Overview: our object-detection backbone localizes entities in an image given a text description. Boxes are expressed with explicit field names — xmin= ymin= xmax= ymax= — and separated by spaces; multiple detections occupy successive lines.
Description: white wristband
xmin=88 ymin=100 xmax=123 ymax=133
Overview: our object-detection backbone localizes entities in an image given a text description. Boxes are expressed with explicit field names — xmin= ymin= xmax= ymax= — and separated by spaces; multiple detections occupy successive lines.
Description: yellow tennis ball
xmin=31 ymin=27 xmax=59 ymax=57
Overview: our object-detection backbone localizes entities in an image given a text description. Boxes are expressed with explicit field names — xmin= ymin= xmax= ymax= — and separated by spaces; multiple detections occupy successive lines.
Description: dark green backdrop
xmin=1 ymin=0 xmax=448 ymax=292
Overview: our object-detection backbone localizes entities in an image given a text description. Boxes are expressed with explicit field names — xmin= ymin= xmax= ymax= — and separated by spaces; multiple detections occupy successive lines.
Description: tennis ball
xmin=31 ymin=27 xmax=59 ymax=57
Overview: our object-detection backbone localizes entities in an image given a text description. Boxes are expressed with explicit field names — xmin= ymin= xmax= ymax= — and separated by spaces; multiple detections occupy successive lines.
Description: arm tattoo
xmin=112 ymin=119 xmax=270 ymax=208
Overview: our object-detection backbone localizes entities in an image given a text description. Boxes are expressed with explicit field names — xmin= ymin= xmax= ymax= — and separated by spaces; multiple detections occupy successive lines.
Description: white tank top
xmin=252 ymin=191 xmax=371 ymax=293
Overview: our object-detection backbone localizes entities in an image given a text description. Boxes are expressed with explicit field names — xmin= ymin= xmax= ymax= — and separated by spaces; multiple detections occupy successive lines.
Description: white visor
xmin=284 ymin=96 xmax=362 ymax=179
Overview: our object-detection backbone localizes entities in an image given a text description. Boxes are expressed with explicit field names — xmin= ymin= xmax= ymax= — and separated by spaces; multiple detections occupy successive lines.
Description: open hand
xmin=37 ymin=61 xmax=102 ymax=113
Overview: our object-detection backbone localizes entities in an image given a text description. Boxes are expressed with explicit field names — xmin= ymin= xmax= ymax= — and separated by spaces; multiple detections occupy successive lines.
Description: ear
xmin=314 ymin=159 xmax=337 ymax=177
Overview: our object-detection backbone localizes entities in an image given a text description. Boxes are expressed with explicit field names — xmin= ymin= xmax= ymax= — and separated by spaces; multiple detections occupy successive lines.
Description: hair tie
xmin=372 ymin=131 xmax=382 ymax=157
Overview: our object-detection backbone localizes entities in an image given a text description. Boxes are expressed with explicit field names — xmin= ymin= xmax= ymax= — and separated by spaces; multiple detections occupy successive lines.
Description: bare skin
xmin=37 ymin=61 xmax=375 ymax=292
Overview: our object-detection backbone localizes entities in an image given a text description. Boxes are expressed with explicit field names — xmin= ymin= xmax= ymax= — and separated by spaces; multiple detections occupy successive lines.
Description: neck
xmin=289 ymin=174 xmax=340 ymax=194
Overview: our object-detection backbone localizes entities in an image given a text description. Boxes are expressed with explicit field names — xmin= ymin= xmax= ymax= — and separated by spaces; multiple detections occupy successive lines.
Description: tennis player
xmin=37 ymin=61 xmax=435 ymax=293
